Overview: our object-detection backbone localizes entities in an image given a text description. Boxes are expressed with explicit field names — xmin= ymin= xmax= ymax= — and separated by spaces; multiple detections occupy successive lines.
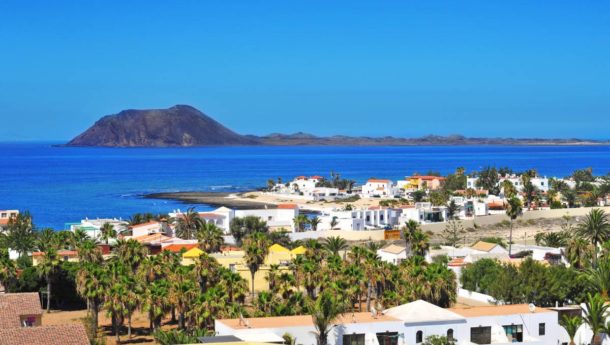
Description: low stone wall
xmin=422 ymin=205 xmax=610 ymax=233
xmin=288 ymin=229 xmax=386 ymax=242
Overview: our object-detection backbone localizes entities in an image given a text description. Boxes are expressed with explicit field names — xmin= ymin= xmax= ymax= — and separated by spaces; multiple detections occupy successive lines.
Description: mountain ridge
xmin=65 ymin=105 xmax=609 ymax=147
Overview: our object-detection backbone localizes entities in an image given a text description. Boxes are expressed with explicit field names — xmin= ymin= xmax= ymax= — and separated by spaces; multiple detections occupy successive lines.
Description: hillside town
xmin=2 ymin=167 xmax=610 ymax=345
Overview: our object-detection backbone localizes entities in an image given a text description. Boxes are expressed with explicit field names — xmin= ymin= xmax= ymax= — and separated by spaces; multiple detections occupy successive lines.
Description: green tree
xmin=37 ymin=246 xmax=60 ymax=312
xmin=322 ymin=236 xmax=348 ymax=256
xmin=309 ymin=216 xmax=321 ymax=231
xmin=577 ymin=209 xmax=610 ymax=267
xmin=243 ymin=232 xmax=270 ymax=296
xmin=329 ymin=216 xmax=339 ymax=230
xmin=560 ymin=315 xmax=582 ymax=345
xmin=505 ymin=197 xmax=523 ymax=256
xmin=173 ymin=207 xmax=204 ymax=240
xmin=310 ymin=290 xmax=345 ymax=345
xmin=475 ymin=166 xmax=500 ymax=194
xmin=6 ymin=211 xmax=36 ymax=258
xmin=583 ymin=293 xmax=609 ymax=345
xmin=100 ymin=222 xmax=116 ymax=245
xmin=196 ymin=222 xmax=225 ymax=253
xmin=442 ymin=220 xmax=463 ymax=247
xmin=0 ymin=249 xmax=17 ymax=292
xmin=422 ymin=335 xmax=456 ymax=345
xmin=230 ymin=216 xmax=269 ymax=245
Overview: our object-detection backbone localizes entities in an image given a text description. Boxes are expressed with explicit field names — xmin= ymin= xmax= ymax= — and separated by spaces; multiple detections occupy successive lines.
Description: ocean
xmin=2 ymin=142 xmax=610 ymax=229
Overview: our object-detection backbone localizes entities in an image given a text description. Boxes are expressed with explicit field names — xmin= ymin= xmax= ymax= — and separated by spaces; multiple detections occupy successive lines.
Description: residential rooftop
xmin=0 ymin=324 xmax=89 ymax=345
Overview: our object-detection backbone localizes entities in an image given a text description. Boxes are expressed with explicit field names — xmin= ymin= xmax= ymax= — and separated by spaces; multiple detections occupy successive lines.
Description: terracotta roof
xmin=198 ymin=212 xmax=225 ymax=219
xmin=310 ymin=175 xmax=324 ymax=179
xmin=448 ymin=304 xmax=554 ymax=317
xmin=367 ymin=179 xmax=390 ymax=183
xmin=0 ymin=293 xmax=42 ymax=328
xmin=0 ymin=324 xmax=89 ymax=345
xmin=218 ymin=312 xmax=398 ymax=330
xmin=409 ymin=175 xmax=446 ymax=180
xmin=380 ymin=244 xmax=406 ymax=255
xmin=471 ymin=241 xmax=500 ymax=252
xmin=295 ymin=176 xmax=307 ymax=180
xmin=448 ymin=257 xmax=465 ymax=267
xmin=277 ymin=203 xmax=298 ymax=209
xmin=221 ymin=246 xmax=242 ymax=252
xmin=0 ymin=219 xmax=8 ymax=226
xmin=163 ymin=243 xmax=199 ymax=253
xmin=131 ymin=221 xmax=161 ymax=228
xmin=131 ymin=233 xmax=173 ymax=244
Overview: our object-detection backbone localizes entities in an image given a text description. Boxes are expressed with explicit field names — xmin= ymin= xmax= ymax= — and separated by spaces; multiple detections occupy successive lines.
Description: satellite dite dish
xmin=528 ymin=304 xmax=536 ymax=313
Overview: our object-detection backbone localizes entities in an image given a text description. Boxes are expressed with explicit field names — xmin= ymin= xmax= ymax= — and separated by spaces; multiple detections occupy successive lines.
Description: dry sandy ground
xmin=43 ymin=309 xmax=166 ymax=345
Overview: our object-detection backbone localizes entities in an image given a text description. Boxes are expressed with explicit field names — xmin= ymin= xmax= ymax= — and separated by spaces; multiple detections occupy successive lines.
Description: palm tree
xmin=588 ymin=257 xmax=610 ymax=299
xmin=76 ymin=263 xmax=107 ymax=334
xmin=193 ymin=252 xmax=220 ymax=293
xmin=37 ymin=246 xmax=60 ymax=313
xmin=100 ymin=222 xmax=116 ymax=245
xmin=243 ymin=232 xmax=270 ymax=296
xmin=566 ymin=238 xmax=594 ymax=270
xmin=505 ymin=197 xmax=523 ymax=256
xmin=114 ymin=239 xmax=148 ymax=273
xmin=104 ymin=263 xmax=129 ymax=344
xmin=560 ymin=315 xmax=582 ymax=345
xmin=577 ymin=209 xmax=610 ymax=267
xmin=329 ymin=216 xmax=339 ymax=230
xmin=323 ymin=236 xmax=348 ymax=256
xmin=311 ymin=290 xmax=344 ymax=345
xmin=173 ymin=207 xmax=204 ymax=240
xmin=401 ymin=220 xmax=420 ymax=250
xmin=410 ymin=230 xmax=430 ymax=257
xmin=309 ymin=216 xmax=321 ymax=231
xmin=6 ymin=211 xmax=36 ymax=258
xmin=501 ymin=180 xmax=517 ymax=199
xmin=0 ymin=249 xmax=16 ymax=292
xmin=142 ymin=279 xmax=171 ymax=332
xmin=196 ymin=222 xmax=225 ymax=253
xmin=583 ymin=293 xmax=609 ymax=345
xmin=293 ymin=215 xmax=309 ymax=232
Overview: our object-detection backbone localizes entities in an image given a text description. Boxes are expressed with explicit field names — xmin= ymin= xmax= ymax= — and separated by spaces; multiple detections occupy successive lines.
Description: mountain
xmin=66 ymin=105 xmax=258 ymax=147
xmin=66 ymin=105 xmax=609 ymax=147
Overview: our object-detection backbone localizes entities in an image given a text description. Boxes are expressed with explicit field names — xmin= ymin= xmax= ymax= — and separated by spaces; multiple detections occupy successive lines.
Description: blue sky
xmin=0 ymin=1 xmax=609 ymax=140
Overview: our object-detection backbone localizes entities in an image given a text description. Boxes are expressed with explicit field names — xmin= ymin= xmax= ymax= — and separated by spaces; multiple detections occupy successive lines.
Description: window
xmin=416 ymin=331 xmax=423 ymax=343
xmin=376 ymin=332 xmax=398 ymax=345
xmin=380 ymin=214 xmax=384 ymax=221
xmin=503 ymin=324 xmax=523 ymax=342
xmin=447 ymin=329 xmax=454 ymax=340
xmin=538 ymin=323 xmax=545 ymax=335
xmin=268 ymin=216 xmax=273 ymax=221
xmin=470 ymin=327 xmax=491 ymax=344
xmin=343 ymin=334 xmax=365 ymax=345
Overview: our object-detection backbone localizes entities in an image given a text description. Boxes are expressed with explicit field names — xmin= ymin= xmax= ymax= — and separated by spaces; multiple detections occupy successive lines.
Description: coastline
xmin=143 ymin=191 xmax=278 ymax=210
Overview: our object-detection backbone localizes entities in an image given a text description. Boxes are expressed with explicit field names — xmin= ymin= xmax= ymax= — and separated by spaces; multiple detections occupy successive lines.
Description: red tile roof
xmin=409 ymin=175 xmax=446 ymax=180
xmin=0 ymin=324 xmax=90 ymax=345
xmin=0 ymin=293 xmax=42 ymax=329
xmin=277 ymin=203 xmax=299 ymax=209
xmin=130 ymin=221 xmax=161 ymax=228
xmin=163 ymin=243 xmax=199 ymax=253
xmin=367 ymin=179 xmax=390 ymax=183
xmin=310 ymin=175 xmax=324 ymax=179
xmin=131 ymin=233 xmax=173 ymax=244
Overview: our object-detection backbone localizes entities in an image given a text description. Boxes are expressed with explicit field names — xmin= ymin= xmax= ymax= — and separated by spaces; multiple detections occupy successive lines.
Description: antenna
xmin=528 ymin=303 xmax=536 ymax=313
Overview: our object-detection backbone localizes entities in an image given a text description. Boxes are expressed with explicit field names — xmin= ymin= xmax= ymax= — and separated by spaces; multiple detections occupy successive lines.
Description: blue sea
xmin=2 ymin=142 xmax=610 ymax=229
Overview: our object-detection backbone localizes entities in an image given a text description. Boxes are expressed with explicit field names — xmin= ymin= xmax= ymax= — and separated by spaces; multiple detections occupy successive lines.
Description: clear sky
xmin=0 ymin=1 xmax=609 ymax=140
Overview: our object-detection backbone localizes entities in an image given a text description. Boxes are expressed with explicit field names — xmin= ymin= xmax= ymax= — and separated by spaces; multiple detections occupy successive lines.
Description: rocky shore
xmin=144 ymin=191 xmax=277 ymax=209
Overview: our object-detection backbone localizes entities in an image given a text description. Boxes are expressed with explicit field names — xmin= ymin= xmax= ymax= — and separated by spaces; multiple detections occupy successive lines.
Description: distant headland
xmin=65 ymin=105 xmax=609 ymax=147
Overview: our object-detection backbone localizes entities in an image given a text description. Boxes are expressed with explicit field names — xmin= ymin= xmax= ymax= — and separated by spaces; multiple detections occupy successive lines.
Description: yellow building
xmin=183 ymin=244 xmax=305 ymax=292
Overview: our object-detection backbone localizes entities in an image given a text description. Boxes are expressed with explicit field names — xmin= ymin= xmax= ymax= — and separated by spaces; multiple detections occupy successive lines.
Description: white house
xmin=399 ymin=203 xmax=448 ymax=224
xmin=170 ymin=204 xmax=300 ymax=234
xmin=318 ymin=207 xmax=401 ymax=231
xmin=377 ymin=244 xmax=408 ymax=264
xmin=362 ymin=179 xmax=393 ymax=198
xmin=0 ymin=210 xmax=18 ymax=230
xmin=129 ymin=221 xmax=168 ymax=237
xmin=216 ymin=299 xmax=565 ymax=345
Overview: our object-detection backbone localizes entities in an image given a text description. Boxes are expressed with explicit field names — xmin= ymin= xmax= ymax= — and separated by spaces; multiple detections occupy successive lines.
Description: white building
xmin=318 ymin=207 xmax=402 ymax=231
xmin=362 ymin=179 xmax=393 ymax=198
xmin=216 ymin=299 xmax=565 ymax=345
xmin=399 ymin=203 xmax=448 ymax=224
xmin=170 ymin=204 xmax=300 ymax=234
xmin=67 ymin=218 xmax=129 ymax=239
xmin=377 ymin=244 xmax=408 ymax=264
xmin=467 ymin=175 xmax=550 ymax=193
xmin=129 ymin=221 xmax=169 ymax=238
